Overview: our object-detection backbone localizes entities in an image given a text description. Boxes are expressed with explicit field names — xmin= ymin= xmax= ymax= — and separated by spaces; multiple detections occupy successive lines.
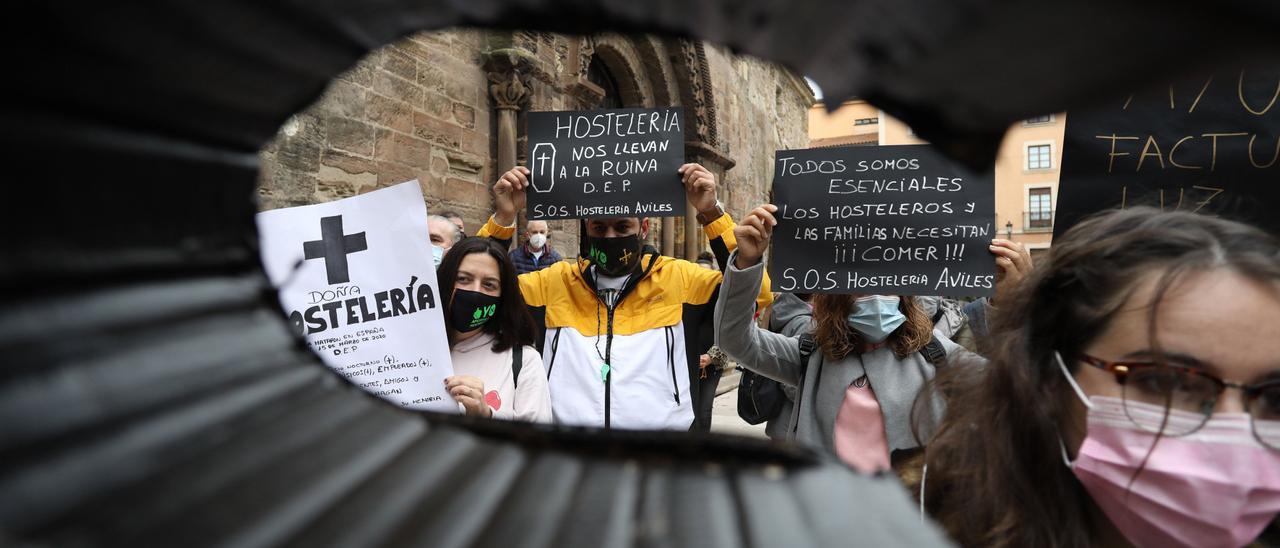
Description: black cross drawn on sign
xmin=303 ymin=215 xmax=367 ymax=285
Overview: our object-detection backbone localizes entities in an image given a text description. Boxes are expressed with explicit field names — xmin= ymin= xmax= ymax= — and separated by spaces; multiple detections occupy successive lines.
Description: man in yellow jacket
xmin=478 ymin=163 xmax=771 ymax=430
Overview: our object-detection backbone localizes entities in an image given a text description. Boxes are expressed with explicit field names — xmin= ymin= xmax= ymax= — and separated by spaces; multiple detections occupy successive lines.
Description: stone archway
xmin=586 ymin=35 xmax=655 ymax=109
xmin=490 ymin=33 xmax=699 ymax=256
xmin=563 ymin=35 xmax=739 ymax=259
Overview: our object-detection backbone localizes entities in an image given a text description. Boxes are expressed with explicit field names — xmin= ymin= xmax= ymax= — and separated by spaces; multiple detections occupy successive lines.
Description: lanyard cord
xmin=585 ymin=251 xmax=660 ymax=428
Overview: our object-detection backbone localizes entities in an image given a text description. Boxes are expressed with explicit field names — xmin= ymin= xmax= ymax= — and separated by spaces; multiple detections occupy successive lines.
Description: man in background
xmin=509 ymin=220 xmax=562 ymax=274
xmin=428 ymin=214 xmax=465 ymax=267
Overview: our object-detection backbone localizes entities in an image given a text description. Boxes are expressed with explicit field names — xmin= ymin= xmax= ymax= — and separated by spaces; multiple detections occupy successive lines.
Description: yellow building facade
xmin=809 ymin=100 xmax=1066 ymax=256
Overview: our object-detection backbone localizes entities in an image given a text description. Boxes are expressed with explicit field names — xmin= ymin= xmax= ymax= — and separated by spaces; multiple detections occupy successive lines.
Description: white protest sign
xmin=256 ymin=181 xmax=456 ymax=413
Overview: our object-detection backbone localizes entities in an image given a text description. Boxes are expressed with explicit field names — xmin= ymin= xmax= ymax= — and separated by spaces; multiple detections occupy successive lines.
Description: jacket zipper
xmin=603 ymin=304 xmax=615 ymax=428
xmin=591 ymin=252 xmax=657 ymax=429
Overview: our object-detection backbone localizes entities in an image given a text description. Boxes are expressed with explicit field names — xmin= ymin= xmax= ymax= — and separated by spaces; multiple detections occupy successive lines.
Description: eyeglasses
xmin=1079 ymin=353 xmax=1280 ymax=449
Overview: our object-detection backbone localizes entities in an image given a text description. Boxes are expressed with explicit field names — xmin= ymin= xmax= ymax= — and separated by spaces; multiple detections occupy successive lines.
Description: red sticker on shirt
xmin=484 ymin=390 xmax=502 ymax=410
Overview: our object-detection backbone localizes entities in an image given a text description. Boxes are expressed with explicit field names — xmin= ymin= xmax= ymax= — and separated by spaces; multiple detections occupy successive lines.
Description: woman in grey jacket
xmin=717 ymin=205 xmax=1030 ymax=473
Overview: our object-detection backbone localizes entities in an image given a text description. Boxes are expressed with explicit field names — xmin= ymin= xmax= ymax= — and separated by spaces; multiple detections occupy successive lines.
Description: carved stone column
xmin=484 ymin=49 xmax=535 ymax=175
xmin=672 ymin=39 xmax=736 ymax=260
xmin=564 ymin=37 xmax=605 ymax=108
xmin=483 ymin=49 xmax=535 ymax=245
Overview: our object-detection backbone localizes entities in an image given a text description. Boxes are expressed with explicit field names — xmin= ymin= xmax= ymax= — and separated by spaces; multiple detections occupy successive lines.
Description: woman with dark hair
xmin=915 ymin=207 xmax=1280 ymax=547
xmin=437 ymin=237 xmax=551 ymax=422
xmin=714 ymin=205 xmax=1032 ymax=474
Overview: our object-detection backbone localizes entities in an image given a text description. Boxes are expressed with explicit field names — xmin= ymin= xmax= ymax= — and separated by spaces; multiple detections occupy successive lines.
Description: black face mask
xmin=583 ymin=234 xmax=642 ymax=277
xmin=449 ymin=288 xmax=500 ymax=333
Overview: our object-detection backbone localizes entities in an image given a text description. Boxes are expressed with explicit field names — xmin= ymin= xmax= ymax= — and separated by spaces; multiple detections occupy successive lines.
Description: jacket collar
xmin=578 ymin=247 xmax=662 ymax=307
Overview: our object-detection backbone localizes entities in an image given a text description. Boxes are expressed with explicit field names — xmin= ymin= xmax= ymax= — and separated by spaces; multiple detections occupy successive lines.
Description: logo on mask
xmin=450 ymin=288 xmax=499 ymax=333
xmin=588 ymin=245 xmax=608 ymax=265
xmin=470 ymin=303 xmax=497 ymax=328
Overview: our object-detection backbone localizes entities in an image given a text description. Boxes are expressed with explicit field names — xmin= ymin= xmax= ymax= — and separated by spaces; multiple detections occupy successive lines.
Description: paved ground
xmin=709 ymin=369 xmax=769 ymax=439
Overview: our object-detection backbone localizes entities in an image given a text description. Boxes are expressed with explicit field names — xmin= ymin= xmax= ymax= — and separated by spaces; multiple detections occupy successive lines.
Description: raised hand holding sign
xmin=733 ymin=204 xmax=778 ymax=268
xmin=989 ymin=239 xmax=1033 ymax=306
xmin=493 ymin=166 xmax=530 ymax=227
xmin=679 ymin=162 xmax=720 ymax=218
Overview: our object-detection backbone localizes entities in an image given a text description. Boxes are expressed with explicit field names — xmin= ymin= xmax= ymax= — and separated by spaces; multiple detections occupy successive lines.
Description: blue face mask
xmin=432 ymin=244 xmax=445 ymax=268
xmin=846 ymin=296 xmax=905 ymax=343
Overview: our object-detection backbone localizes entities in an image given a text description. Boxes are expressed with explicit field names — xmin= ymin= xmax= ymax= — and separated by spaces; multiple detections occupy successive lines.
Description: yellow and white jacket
xmin=479 ymin=214 xmax=772 ymax=430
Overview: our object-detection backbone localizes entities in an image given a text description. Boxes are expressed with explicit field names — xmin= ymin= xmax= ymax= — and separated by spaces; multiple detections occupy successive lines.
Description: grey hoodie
xmin=716 ymin=252 xmax=968 ymax=456
xmin=915 ymin=296 xmax=967 ymax=338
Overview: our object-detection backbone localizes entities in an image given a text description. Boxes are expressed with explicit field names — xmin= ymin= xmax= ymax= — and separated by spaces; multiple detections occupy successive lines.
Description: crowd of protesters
xmin=422 ymin=160 xmax=1280 ymax=547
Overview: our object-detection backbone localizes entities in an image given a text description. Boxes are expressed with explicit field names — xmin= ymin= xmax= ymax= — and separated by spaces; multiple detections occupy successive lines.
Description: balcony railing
xmin=1023 ymin=211 xmax=1054 ymax=233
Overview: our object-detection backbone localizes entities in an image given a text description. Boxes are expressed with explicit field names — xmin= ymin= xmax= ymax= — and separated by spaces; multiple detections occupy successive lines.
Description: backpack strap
xmin=789 ymin=332 xmax=820 ymax=436
xmin=798 ymin=332 xmax=817 ymax=362
xmin=512 ymin=344 xmax=524 ymax=388
xmin=919 ymin=335 xmax=947 ymax=366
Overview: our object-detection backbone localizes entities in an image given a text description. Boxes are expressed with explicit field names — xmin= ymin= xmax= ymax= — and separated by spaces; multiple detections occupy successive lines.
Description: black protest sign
xmin=526 ymin=107 xmax=685 ymax=220
xmin=1056 ymin=68 xmax=1280 ymax=237
xmin=768 ymin=145 xmax=996 ymax=297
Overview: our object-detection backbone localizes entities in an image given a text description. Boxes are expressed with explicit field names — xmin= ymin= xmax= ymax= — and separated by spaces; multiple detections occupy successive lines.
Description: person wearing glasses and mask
xmin=715 ymin=204 xmax=1031 ymax=474
xmin=475 ymin=164 xmax=772 ymax=430
xmin=917 ymin=207 xmax=1280 ymax=547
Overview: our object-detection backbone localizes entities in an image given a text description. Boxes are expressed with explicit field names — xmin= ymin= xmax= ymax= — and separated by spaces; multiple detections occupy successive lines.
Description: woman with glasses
xmin=916 ymin=206 xmax=1280 ymax=547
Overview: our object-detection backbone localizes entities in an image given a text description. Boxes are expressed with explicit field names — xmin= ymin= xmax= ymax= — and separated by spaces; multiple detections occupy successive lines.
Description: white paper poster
xmin=256 ymin=181 xmax=456 ymax=413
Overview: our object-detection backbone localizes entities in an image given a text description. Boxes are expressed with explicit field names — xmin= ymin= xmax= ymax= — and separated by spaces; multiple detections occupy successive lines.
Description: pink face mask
xmin=1055 ymin=352 xmax=1280 ymax=547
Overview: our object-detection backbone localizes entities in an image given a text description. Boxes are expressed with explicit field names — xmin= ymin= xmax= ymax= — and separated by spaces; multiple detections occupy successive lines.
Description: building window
xmin=1027 ymin=144 xmax=1052 ymax=170
xmin=854 ymin=117 xmax=879 ymax=126
xmin=1028 ymin=188 xmax=1052 ymax=230
xmin=1024 ymin=114 xmax=1053 ymax=125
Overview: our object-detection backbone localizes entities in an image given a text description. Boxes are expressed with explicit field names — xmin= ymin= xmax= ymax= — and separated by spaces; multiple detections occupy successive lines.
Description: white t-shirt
xmin=451 ymin=332 xmax=552 ymax=423
xmin=591 ymin=269 xmax=631 ymax=310
xmin=593 ymin=270 xmax=630 ymax=291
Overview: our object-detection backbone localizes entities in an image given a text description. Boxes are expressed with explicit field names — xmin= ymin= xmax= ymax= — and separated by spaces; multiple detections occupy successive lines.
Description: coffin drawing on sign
xmin=530 ymin=142 xmax=557 ymax=193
